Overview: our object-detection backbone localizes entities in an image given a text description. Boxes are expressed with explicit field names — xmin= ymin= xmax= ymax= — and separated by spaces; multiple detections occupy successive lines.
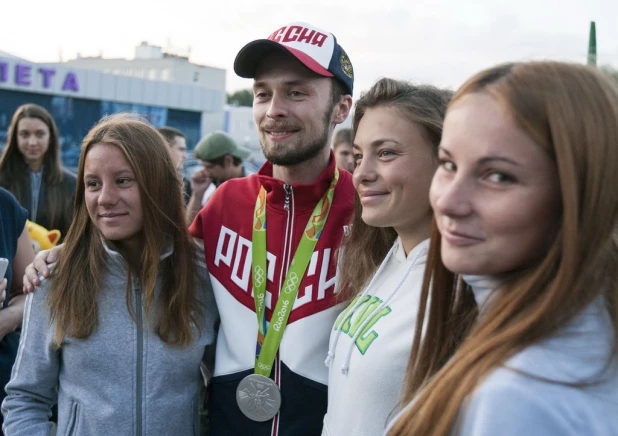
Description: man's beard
xmin=260 ymin=105 xmax=333 ymax=167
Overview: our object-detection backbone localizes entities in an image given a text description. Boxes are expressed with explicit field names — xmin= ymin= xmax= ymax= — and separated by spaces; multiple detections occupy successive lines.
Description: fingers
xmin=0 ymin=279 xmax=6 ymax=303
xmin=22 ymin=247 xmax=59 ymax=293
xmin=23 ymin=264 xmax=40 ymax=294
xmin=194 ymin=169 xmax=211 ymax=183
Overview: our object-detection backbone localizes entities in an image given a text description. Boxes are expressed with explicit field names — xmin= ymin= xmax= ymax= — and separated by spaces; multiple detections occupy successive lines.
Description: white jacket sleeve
xmin=2 ymin=285 xmax=59 ymax=436
xmin=454 ymin=371 xmax=577 ymax=436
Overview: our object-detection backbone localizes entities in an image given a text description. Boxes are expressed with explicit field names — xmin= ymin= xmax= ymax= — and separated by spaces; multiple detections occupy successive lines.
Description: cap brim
xmin=234 ymin=147 xmax=251 ymax=160
xmin=234 ymin=39 xmax=333 ymax=79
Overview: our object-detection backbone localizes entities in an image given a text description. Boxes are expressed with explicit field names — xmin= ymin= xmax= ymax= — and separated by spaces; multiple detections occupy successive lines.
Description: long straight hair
xmin=48 ymin=114 xmax=203 ymax=347
xmin=0 ymin=104 xmax=70 ymax=231
xmin=337 ymin=78 xmax=452 ymax=301
xmin=389 ymin=61 xmax=618 ymax=435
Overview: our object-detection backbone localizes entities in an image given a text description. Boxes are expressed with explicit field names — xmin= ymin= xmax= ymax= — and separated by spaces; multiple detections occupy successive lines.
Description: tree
xmin=227 ymin=89 xmax=253 ymax=107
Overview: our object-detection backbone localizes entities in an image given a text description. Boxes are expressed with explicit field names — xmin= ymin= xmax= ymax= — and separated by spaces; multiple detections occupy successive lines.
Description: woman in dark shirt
xmin=0 ymin=104 xmax=76 ymax=239
xmin=0 ymin=187 xmax=35 ymax=432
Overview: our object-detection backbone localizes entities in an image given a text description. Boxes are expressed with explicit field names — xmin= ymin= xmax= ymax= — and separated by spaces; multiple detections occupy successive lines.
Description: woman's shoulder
xmin=61 ymin=168 xmax=78 ymax=187
xmin=456 ymin=357 xmax=618 ymax=435
xmin=0 ymin=186 xmax=19 ymax=207
xmin=0 ymin=186 xmax=28 ymax=228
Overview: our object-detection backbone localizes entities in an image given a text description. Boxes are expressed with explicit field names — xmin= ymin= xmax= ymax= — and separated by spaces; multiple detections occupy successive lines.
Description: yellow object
xmin=26 ymin=220 xmax=61 ymax=252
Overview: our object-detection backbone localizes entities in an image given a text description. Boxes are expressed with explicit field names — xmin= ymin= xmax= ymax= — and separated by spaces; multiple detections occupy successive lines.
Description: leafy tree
xmin=227 ymin=89 xmax=253 ymax=107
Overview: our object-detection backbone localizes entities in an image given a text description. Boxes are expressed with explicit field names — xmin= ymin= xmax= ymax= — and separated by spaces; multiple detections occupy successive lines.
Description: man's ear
xmin=332 ymin=95 xmax=353 ymax=125
xmin=224 ymin=154 xmax=234 ymax=168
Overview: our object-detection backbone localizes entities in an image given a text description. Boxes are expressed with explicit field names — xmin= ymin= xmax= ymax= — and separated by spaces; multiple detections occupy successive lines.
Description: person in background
xmin=387 ymin=61 xmax=618 ymax=436
xmin=0 ymin=104 xmax=77 ymax=239
xmin=185 ymin=131 xmax=250 ymax=223
xmin=332 ymin=128 xmax=355 ymax=173
xmin=157 ymin=126 xmax=191 ymax=204
xmin=3 ymin=114 xmax=218 ymax=435
xmin=322 ymin=78 xmax=451 ymax=436
xmin=0 ymin=187 xmax=36 ymax=433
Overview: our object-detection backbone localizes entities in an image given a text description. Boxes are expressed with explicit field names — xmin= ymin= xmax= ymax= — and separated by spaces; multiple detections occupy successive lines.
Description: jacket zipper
xmin=280 ymin=184 xmax=294 ymax=290
xmin=135 ymin=276 xmax=143 ymax=436
xmin=273 ymin=184 xmax=295 ymax=436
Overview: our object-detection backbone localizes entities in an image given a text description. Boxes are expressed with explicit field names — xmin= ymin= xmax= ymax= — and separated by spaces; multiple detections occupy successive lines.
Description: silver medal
xmin=236 ymin=374 xmax=282 ymax=422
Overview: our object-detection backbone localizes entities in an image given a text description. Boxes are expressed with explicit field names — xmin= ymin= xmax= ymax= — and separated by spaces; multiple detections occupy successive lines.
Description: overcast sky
xmin=2 ymin=0 xmax=617 ymax=97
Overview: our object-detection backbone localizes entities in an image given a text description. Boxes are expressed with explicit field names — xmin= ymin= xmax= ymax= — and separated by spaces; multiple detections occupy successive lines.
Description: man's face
xmin=202 ymin=160 xmax=228 ymax=184
xmin=334 ymin=142 xmax=355 ymax=173
xmin=252 ymin=53 xmax=339 ymax=166
xmin=169 ymin=136 xmax=188 ymax=169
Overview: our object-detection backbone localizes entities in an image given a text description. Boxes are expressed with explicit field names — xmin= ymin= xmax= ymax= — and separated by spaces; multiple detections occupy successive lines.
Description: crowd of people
xmin=0 ymin=20 xmax=616 ymax=436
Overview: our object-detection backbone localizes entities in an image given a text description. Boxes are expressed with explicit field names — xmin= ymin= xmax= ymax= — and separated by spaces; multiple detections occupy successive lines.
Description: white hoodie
xmin=321 ymin=238 xmax=429 ymax=436
xmin=385 ymin=276 xmax=618 ymax=435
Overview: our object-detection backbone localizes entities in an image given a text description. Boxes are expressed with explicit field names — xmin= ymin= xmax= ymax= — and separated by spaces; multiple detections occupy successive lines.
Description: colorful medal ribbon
xmin=251 ymin=168 xmax=339 ymax=376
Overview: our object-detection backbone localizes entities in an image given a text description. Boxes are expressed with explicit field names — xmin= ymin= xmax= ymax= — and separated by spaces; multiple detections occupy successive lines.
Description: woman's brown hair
xmin=0 ymin=104 xmax=71 ymax=231
xmin=47 ymin=114 xmax=203 ymax=347
xmin=337 ymin=78 xmax=452 ymax=301
xmin=389 ymin=61 xmax=618 ymax=435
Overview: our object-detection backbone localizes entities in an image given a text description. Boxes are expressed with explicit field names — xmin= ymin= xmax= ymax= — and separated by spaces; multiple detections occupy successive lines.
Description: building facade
xmin=0 ymin=44 xmax=225 ymax=170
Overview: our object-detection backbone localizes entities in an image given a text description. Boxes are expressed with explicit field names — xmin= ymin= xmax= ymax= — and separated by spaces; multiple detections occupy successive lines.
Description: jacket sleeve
xmin=2 ymin=283 xmax=59 ymax=436
xmin=195 ymin=239 xmax=219 ymax=382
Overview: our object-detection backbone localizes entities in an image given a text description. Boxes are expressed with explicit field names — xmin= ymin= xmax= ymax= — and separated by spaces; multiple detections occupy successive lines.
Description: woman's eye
xmin=378 ymin=150 xmax=394 ymax=158
xmin=438 ymin=159 xmax=456 ymax=172
xmin=117 ymin=178 xmax=133 ymax=185
xmin=353 ymin=153 xmax=363 ymax=162
xmin=487 ymin=172 xmax=514 ymax=184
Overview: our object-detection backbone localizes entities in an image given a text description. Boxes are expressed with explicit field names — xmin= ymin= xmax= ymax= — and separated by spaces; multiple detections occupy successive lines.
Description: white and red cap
xmin=234 ymin=22 xmax=354 ymax=95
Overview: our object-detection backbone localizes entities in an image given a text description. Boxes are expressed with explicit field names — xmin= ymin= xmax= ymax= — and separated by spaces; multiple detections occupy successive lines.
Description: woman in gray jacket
xmin=2 ymin=114 xmax=218 ymax=436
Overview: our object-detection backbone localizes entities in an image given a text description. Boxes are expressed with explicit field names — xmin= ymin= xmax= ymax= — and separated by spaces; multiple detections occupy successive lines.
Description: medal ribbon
xmin=251 ymin=168 xmax=339 ymax=376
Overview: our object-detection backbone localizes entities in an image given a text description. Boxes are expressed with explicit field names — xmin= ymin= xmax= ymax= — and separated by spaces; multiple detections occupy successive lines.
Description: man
xmin=332 ymin=128 xmax=355 ymax=173
xmin=189 ymin=22 xmax=354 ymax=435
xmin=24 ymin=21 xmax=355 ymax=436
xmin=157 ymin=126 xmax=192 ymax=203
xmin=185 ymin=131 xmax=251 ymax=223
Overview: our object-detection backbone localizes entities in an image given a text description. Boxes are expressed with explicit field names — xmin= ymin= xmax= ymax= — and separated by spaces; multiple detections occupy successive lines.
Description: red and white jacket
xmin=189 ymin=155 xmax=354 ymax=436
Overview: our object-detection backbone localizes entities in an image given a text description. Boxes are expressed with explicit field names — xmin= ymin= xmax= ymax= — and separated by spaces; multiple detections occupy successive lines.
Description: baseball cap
xmin=234 ymin=22 xmax=354 ymax=96
xmin=194 ymin=131 xmax=251 ymax=162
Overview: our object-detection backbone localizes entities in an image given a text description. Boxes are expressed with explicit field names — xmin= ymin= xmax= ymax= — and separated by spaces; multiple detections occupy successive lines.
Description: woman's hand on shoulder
xmin=23 ymin=244 xmax=63 ymax=294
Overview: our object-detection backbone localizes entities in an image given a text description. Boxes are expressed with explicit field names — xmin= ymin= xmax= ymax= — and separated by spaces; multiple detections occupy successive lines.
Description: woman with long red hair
xmin=388 ymin=62 xmax=618 ymax=435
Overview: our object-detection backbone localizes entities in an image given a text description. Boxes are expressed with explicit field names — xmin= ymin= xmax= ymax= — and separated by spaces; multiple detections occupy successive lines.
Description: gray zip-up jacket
xmin=1 ymin=242 xmax=218 ymax=436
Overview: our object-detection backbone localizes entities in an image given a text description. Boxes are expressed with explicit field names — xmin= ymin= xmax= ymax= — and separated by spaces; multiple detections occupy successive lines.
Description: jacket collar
xmin=256 ymin=151 xmax=338 ymax=214
xmin=102 ymin=237 xmax=174 ymax=270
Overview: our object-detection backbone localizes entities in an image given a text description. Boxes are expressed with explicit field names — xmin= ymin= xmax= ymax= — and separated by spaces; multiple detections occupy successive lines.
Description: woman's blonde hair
xmin=389 ymin=61 xmax=618 ymax=435
xmin=48 ymin=114 xmax=203 ymax=347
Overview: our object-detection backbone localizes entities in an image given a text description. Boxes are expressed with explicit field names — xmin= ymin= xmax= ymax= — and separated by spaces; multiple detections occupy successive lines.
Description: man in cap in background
xmin=185 ymin=131 xmax=251 ymax=223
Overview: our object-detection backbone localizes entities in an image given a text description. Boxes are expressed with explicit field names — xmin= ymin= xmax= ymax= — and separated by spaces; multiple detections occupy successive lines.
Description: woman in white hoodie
xmin=388 ymin=61 xmax=618 ymax=435
xmin=321 ymin=78 xmax=452 ymax=436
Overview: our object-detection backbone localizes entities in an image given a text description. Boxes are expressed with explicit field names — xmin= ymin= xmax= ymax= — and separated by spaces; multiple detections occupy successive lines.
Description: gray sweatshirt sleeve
xmin=2 ymin=284 xmax=59 ymax=436
xmin=454 ymin=370 xmax=578 ymax=436
xmin=196 ymin=238 xmax=219 ymax=380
